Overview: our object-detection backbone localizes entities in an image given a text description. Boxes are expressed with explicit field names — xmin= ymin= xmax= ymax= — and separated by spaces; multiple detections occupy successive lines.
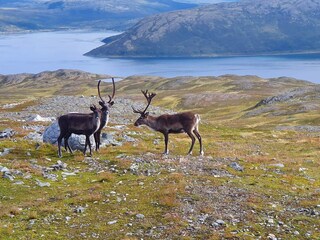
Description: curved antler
xmin=97 ymin=78 xmax=116 ymax=104
xmin=132 ymin=90 xmax=156 ymax=115
xmin=107 ymin=78 xmax=116 ymax=103
xmin=97 ymin=80 xmax=105 ymax=103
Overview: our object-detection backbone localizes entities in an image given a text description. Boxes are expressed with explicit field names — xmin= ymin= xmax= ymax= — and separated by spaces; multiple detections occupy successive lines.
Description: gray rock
xmin=27 ymin=114 xmax=53 ymax=122
xmin=136 ymin=214 xmax=145 ymax=219
xmin=0 ymin=128 xmax=15 ymax=138
xmin=24 ymin=132 xmax=43 ymax=142
xmin=216 ymin=219 xmax=225 ymax=225
xmin=268 ymin=234 xmax=277 ymax=240
xmin=43 ymin=121 xmax=96 ymax=151
xmin=0 ymin=166 xmax=10 ymax=173
xmin=0 ymin=148 xmax=11 ymax=157
xmin=100 ymin=133 xmax=122 ymax=147
xmin=229 ymin=162 xmax=244 ymax=172
xmin=74 ymin=206 xmax=86 ymax=213
xmin=3 ymin=172 xmax=15 ymax=181
xmin=107 ymin=220 xmax=118 ymax=225
xmin=270 ymin=163 xmax=285 ymax=168
xmin=35 ymin=179 xmax=50 ymax=187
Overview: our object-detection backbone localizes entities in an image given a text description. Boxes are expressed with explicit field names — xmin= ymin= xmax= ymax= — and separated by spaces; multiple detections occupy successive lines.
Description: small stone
xmin=13 ymin=181 xmax=24 ymax=185
xmin=268 ymin=233 xmax=277 ymax=240
xmin=74 ymin=206 xmax=85 ymax=213
xmin=107 ymin=220 xmax=117 ymax=225
xmin=0 ymin=128 xmax=15 ymax=139
xmin=3 ymin=172 xmax=15 ymax=181
xmin=0 ymin=166 xmax=10 ymax=173
xmin=267 ymin=218 xmax=274 ymax=224
xmin=216 ymin=219 xmax=225 ymax=225
xmin=293 ymin=231 xmax=300 ymax=235
xmin=230 ymin=162 xmax=244 ymax=171
xmin=36 ymin=179 xmax=50 ymax=187
xmin=136 ymin=214 xmax=145 ymax=219
xmin=0 ymin=148 xmax=11 ymax=157
xmin=270 ymin=163 xmax=284 ymax=168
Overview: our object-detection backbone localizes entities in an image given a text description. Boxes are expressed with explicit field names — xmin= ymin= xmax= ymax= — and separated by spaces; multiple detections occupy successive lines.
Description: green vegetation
xmin=0 ymin=73 xmax=319 ymax=239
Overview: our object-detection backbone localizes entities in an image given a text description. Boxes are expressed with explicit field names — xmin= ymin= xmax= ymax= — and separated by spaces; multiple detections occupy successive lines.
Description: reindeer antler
xmin=132 ymin=90 xmax=156 ymax=114
xmin=108 ymin=78 xmax=116 ymax=104
xmin=97 ymin=78 xmax=116 ymax=104
xmin=97 ymin=80 xmax=104 ymax=103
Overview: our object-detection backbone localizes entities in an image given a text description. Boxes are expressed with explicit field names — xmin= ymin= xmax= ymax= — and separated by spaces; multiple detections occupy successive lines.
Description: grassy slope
xmin=0 ymin=74 xmax=319 ymax=239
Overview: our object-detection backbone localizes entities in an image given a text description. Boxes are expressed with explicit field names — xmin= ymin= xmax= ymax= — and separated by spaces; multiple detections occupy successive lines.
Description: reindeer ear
xmin=145 ymin=112 xmax=149 ymax=117
xmin=99 ymin=101 xmax=105 ymax=106
xmin=109 ymin=101 xmax=114 ymax=106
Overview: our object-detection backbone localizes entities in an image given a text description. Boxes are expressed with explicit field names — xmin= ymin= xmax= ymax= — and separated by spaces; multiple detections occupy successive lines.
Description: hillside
xmin=86 ymin=0 xmax=320 ymax=57
xmin=0 ymin=0 xmax=196 ymax=32
xmin=0 ymin=70 xmax=319 ymax=239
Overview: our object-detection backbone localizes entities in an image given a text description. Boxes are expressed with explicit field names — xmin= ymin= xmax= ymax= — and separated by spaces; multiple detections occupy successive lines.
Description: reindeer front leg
xmin=162 ymin=132 xmax=169 ymax=155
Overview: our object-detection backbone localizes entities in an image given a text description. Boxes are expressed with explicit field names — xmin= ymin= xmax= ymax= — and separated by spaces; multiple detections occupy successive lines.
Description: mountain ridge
xmin=86 ymin=0 xmax=320 ymax=57
xmin=0 ymin=0 xmax=196 ymax=32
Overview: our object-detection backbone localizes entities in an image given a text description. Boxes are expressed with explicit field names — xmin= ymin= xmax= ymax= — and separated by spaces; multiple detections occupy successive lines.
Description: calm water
xmin=1 ymin=31 xmax=320 ymax=83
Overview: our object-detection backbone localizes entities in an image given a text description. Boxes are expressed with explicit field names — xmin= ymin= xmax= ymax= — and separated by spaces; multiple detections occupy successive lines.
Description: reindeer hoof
xmin=200 ymin=151 xmax=204 ymax=156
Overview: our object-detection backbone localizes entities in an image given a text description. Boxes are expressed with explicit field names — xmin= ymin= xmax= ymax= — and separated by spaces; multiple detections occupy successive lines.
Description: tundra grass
xmin=1 ymin=75 xmax=320 ymax=239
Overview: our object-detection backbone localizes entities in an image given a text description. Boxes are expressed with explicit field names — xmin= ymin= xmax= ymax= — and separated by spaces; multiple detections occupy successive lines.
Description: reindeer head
xmin=132 ymin=90 xmax=156 ymax=126
xmin=97 ymin=78 xmax=116 ymax=114
xmin=90 ymin=104 xmax=100 ymax=119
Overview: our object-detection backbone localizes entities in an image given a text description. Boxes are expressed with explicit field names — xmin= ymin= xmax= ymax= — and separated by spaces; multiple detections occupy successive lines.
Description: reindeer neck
xmin=101 ymin=110 xmax=109 ymax=126
xmin=145 ymin=115 xmax=160 ymax=131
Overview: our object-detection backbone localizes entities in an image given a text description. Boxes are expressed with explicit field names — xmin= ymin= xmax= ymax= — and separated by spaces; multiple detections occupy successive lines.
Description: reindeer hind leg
xmin=186 ymin=130 xmax=196 ymax=155
xmin=57 ymin=133 xmax=64 ymax=158
xmin=64 ymin=133 xmax=73 ymax=154
xmin=193 ymin=128 xmax=204 ymax=156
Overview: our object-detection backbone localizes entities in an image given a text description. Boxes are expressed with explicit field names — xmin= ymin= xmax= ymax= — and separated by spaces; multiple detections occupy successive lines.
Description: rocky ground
xmin=0 ymin=72 xmax=319 ymax=239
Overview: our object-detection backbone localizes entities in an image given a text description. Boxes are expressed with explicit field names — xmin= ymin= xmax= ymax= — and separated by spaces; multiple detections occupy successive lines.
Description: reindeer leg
xmin=83 ymin=135 xmax=89 ymax=156
xmin=94 ymin=132 xmax=98 ymax=151
xmin=57 ymin=134 xmax=63 ymax=158
xmin=193 ymin=129 xmax=204 ymax=156
xmin=163 ymin=132 xmax=169 ymax=155
xmin=97 ymin=132 xmax=101 ymax=151
xmin=94 ymin=131 xmax=101 ymax=151
xmin=64 ymin=133 xmax=73 ymax=153
xmin=186 ymin=131 xmax=196 ymax=155
xmin=88 ymin=135 xmax=93 ymax=156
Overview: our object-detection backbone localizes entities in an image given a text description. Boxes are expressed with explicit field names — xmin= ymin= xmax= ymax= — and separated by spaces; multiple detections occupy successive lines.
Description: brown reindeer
xmin=57 ymin=104 xmax=101 ymax=158
xmin=94 ymin=78 xmax=115 ymax=151
xmin=132 ymin=90 xmax=204 ymax=156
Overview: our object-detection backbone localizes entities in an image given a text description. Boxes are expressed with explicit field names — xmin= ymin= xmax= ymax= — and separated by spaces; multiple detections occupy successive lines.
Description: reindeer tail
xmin=195 ymin=114 xmax=201 ymax=124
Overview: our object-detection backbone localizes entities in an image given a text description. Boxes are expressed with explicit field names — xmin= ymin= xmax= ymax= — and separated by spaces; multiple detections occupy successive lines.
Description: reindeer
xmin=57 ymin=104 xmax=101 ymax=158
xmin=94 ymin=78 xmax=115 ymax=151
xmin=132 ymin=90 xmax=204 ymax=156
xmin=56 ymin=78 xmax=116 ymax=157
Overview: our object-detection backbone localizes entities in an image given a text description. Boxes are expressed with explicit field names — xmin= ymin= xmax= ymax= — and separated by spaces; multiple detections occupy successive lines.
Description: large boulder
xmin=43 ymin=121 xmax=96 ymax=151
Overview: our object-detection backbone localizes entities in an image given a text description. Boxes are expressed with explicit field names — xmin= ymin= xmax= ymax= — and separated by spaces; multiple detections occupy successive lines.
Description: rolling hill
xmin=0 ymin=0 xmax=196 ymax=32
xmin=86 ymin=0 xmax=320 ymax=57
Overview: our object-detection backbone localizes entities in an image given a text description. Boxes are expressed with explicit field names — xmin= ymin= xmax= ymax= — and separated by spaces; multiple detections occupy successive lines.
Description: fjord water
xmin=1 ymin=31 xmax=320 ymax=83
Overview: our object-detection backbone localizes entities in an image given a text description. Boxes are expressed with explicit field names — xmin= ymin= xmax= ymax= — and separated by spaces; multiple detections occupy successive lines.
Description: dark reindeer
xmin=57 ymin=104 xmax=101 ymax=158
xmin=56 ymin=78 xmax=116 ymax=157
xmin=94 ymin=78 xmax=115 ymax=151
xmin=132 ymin=90 xmax=204 ymax=156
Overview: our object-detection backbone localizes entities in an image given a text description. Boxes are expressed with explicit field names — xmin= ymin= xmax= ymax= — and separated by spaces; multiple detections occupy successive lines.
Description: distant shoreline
xmin=86 ymin=50 xmax=320 ymax=59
